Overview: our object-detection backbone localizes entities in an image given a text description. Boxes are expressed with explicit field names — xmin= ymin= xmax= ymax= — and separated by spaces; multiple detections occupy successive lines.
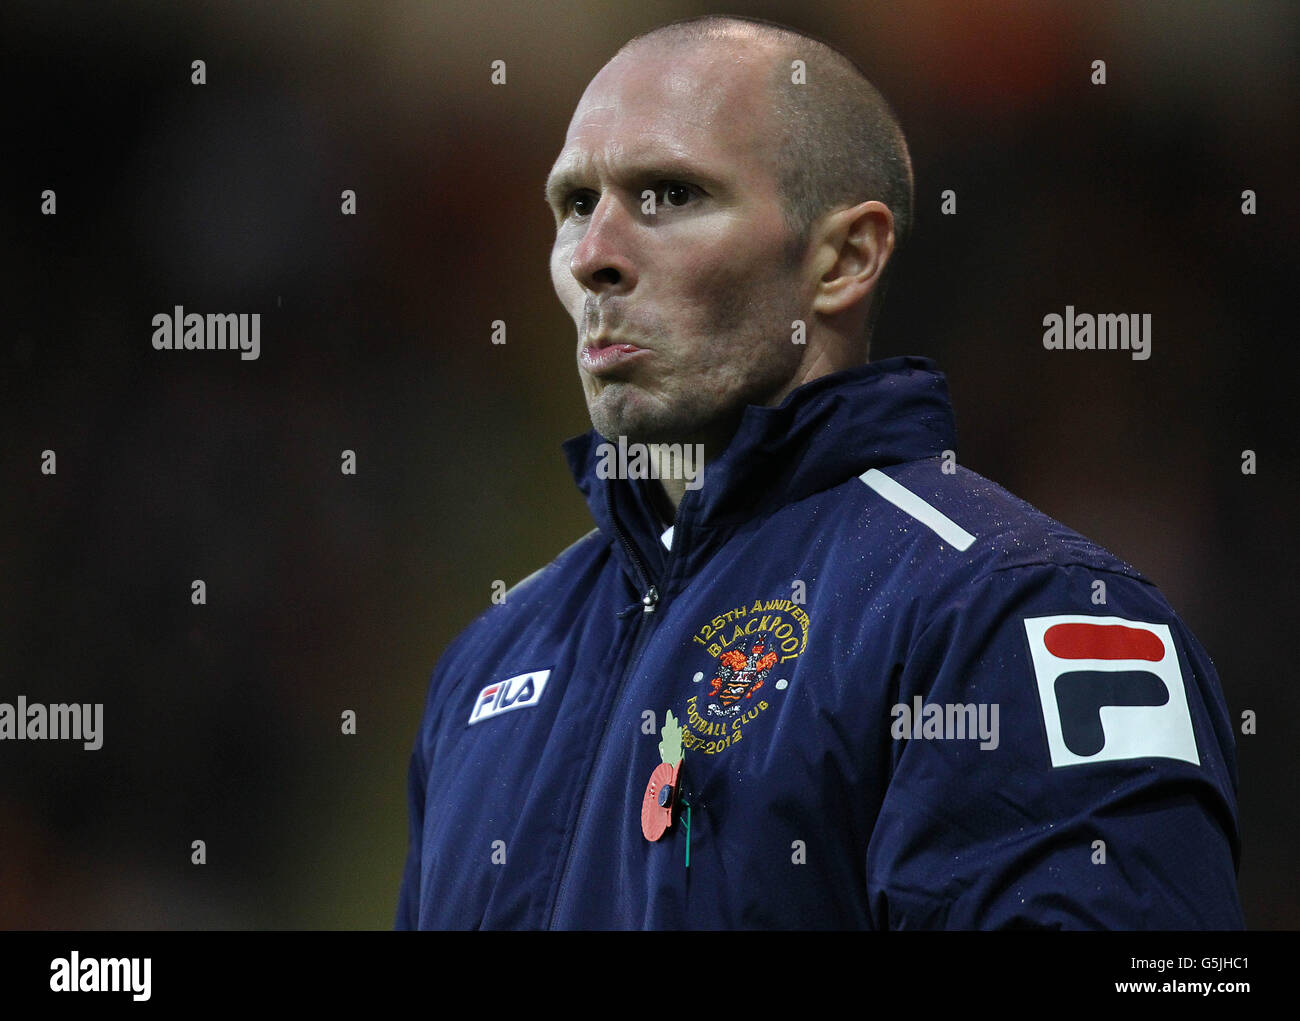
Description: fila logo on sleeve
xmin=1023 ymin=616 xmax=1199 ymax=768
xmin=468 ymin=669 xmax=551 ymax=726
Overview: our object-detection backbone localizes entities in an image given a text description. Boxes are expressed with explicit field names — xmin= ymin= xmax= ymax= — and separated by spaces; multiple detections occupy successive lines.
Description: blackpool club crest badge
xmin=680 ymin=597 xmax=811 ymax=756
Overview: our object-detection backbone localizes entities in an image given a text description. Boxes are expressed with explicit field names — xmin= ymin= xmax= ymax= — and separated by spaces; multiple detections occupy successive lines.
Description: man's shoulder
xmin=498 ymin=526 xmax=608 ymax=603
xmin=457 ymin=527 xmax=611 ymax=642
xmin=420 ymin=527 xmax=610 ymax=696
xmin=833 ymin=456 xmax=1147 ymax=585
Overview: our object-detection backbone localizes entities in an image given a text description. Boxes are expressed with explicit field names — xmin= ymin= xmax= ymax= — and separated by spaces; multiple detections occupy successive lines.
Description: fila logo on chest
xmin=468 ymin=669 xmax=551 ymax=725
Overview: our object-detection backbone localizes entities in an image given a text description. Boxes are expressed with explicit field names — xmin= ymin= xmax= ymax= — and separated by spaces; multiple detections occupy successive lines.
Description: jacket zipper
xmin=545 ymin=491 xmax=668 ymax=927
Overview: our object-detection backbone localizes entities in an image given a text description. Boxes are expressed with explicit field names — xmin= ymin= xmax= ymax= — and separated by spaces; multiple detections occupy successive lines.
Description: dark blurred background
xmin=1 ymin=0 xmax=1295 ymax=928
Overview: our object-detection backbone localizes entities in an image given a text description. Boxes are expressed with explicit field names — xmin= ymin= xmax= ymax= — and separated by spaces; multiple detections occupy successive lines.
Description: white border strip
xmin=859 ymin=468 xmax=976 ymax=551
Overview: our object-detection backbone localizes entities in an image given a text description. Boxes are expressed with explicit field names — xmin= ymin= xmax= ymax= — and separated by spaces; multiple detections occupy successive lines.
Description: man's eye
xmin=569 ymin=192 xmax=597 ymax=217
xmin=657 ymin=182 xmax=694 ymax=207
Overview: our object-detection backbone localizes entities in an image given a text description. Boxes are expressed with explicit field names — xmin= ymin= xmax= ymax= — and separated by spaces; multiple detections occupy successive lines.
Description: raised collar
xmin=562 ymin=356 xmax=956 ymax=591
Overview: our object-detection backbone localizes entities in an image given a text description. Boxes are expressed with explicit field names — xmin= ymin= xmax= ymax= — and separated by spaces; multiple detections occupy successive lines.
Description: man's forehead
xmin=562 ymin=92 xmax=721 ymax=147
xmin=548 ymin=39 xmax=777 ymax=182
xmin=583 ymin=38 xmax=773 ymax=119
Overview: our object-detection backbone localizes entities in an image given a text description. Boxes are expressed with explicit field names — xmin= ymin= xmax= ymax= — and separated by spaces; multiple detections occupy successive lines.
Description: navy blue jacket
xmin=397 ymin=356 xmax=1243 ymax=929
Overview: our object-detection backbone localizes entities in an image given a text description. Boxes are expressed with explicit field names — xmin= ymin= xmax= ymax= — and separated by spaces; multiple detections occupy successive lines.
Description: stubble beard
xmin=582 ymin=239 xmax=808 ymax=451
xmin=584 ymin=318 xmax=804 ymax=455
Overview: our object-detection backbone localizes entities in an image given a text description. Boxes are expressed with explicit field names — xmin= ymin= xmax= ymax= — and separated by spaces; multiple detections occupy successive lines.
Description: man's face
xmin=546 ymin=41 xmax=811 ymax=452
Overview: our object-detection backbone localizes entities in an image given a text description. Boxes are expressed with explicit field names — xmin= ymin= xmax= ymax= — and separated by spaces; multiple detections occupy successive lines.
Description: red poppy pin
xmin=641 ymin=709 xmax=684 ymax=841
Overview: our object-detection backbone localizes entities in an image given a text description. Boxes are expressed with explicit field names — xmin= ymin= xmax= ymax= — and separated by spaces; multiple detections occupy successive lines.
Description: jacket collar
xmin=562 ymin=355 xmax=956 ymax=590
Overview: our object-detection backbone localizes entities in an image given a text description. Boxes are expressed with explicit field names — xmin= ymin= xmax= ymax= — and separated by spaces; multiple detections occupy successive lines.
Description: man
xmin=396 ymin=15 xmax=1243 ymax=929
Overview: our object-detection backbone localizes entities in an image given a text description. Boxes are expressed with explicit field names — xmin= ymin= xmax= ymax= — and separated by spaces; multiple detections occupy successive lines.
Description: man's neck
xmin=646 ymin=443 xmax=704 ymax=515
xmin=644 ymin=475 xmax=680 ymax=527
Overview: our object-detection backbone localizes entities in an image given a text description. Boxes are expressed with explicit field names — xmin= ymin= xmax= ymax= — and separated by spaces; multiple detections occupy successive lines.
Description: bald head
xmin=618 ymin=17 xmax=914 ymax=332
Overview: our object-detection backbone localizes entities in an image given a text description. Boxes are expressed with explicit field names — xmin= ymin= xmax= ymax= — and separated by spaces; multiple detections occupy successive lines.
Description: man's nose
xmin=569 ymin=193 xmax=637 ymax=292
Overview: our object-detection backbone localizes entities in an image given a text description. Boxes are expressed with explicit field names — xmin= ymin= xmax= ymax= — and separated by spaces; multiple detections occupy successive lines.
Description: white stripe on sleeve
xmin=858 ymin=468 xmax=976 ymax=551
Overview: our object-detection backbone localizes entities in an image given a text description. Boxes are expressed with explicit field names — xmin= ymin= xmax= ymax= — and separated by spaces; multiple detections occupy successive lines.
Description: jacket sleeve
xmin=394 ymin=738 xmax=429 ymax=930
xmin=395 ymin=624 xmax=472 ymax=930
xmin=865 ymin=562 xmax=1244 ymax=929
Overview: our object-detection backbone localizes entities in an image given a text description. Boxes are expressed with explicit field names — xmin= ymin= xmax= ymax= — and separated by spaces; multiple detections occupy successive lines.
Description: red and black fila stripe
xmin=1046 ymin=622 xmax=1170 ymax=757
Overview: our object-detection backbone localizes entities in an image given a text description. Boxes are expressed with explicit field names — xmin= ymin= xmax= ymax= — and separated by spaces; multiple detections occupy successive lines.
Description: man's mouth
xmin=580 ymin=338 xmax=647 ymax=374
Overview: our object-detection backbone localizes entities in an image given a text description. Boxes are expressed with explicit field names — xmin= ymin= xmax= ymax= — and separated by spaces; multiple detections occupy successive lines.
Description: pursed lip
xmin=583 ymin=334 xmax=644 ymax=352
xmin=579 ymin=337 xmax=649 ymax=374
